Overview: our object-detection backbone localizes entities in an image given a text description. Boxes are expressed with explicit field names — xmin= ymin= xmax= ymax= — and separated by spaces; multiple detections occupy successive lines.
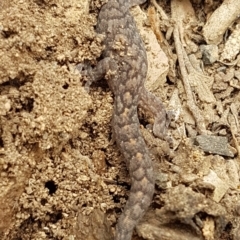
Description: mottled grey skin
xmin=80 ymin=0 xmax=170 ymax=239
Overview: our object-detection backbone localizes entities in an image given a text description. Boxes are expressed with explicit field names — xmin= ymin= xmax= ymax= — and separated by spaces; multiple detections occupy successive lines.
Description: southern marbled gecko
xmin=79 ymin=0 xmax=170 ymax=239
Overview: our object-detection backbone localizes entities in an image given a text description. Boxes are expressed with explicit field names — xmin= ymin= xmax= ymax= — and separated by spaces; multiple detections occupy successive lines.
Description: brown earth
xmin=0 ymin=0 xmax=240 ymax=240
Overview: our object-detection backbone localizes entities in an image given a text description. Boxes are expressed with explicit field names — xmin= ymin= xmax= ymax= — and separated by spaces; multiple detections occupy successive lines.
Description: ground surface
xmin=0 ymin=0 xmax=240 ymax=240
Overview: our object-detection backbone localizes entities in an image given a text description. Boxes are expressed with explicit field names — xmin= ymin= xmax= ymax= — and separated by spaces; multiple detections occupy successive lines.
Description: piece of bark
xmin=203 ymin=0 xmax=240 ymax=45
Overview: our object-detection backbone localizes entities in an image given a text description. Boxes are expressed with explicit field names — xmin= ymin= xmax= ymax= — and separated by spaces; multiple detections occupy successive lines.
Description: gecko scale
xmin=80 ymin=0 xmax=170 ymax=239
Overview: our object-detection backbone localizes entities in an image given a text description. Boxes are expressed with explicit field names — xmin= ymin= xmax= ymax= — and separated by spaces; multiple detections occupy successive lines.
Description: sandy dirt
xmin=0 ymin=0 xmax=240 ymax=240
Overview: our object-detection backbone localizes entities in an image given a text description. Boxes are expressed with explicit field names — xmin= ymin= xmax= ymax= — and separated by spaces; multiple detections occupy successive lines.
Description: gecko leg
xmin=139 ymin=87 xmax=172 ymax=144
xmin=76 ymin=57 xmax=118 ymax=91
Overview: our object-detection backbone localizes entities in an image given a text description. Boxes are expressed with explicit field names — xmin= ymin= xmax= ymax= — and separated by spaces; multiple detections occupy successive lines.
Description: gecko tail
xmin=115 ymin=149 xmax=155 ymax=240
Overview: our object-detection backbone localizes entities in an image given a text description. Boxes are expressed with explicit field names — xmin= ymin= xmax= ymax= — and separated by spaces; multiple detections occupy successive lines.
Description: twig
xmin=173 ymin=26 xmax=206 ymax=133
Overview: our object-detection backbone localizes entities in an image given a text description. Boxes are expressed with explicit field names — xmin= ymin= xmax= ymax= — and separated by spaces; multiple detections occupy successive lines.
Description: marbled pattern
xmin=81 ymin=0 xmax=170 ymax=239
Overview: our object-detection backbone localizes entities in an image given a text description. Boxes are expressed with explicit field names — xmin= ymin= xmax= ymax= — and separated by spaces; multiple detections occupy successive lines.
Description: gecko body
xmin=80 ymin=0 xmax=170 ymax=239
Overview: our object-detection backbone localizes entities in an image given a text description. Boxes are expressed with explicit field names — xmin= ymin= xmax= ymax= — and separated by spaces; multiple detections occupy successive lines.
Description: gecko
xmin=78 ymin=0 xmax=171 ymax=239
